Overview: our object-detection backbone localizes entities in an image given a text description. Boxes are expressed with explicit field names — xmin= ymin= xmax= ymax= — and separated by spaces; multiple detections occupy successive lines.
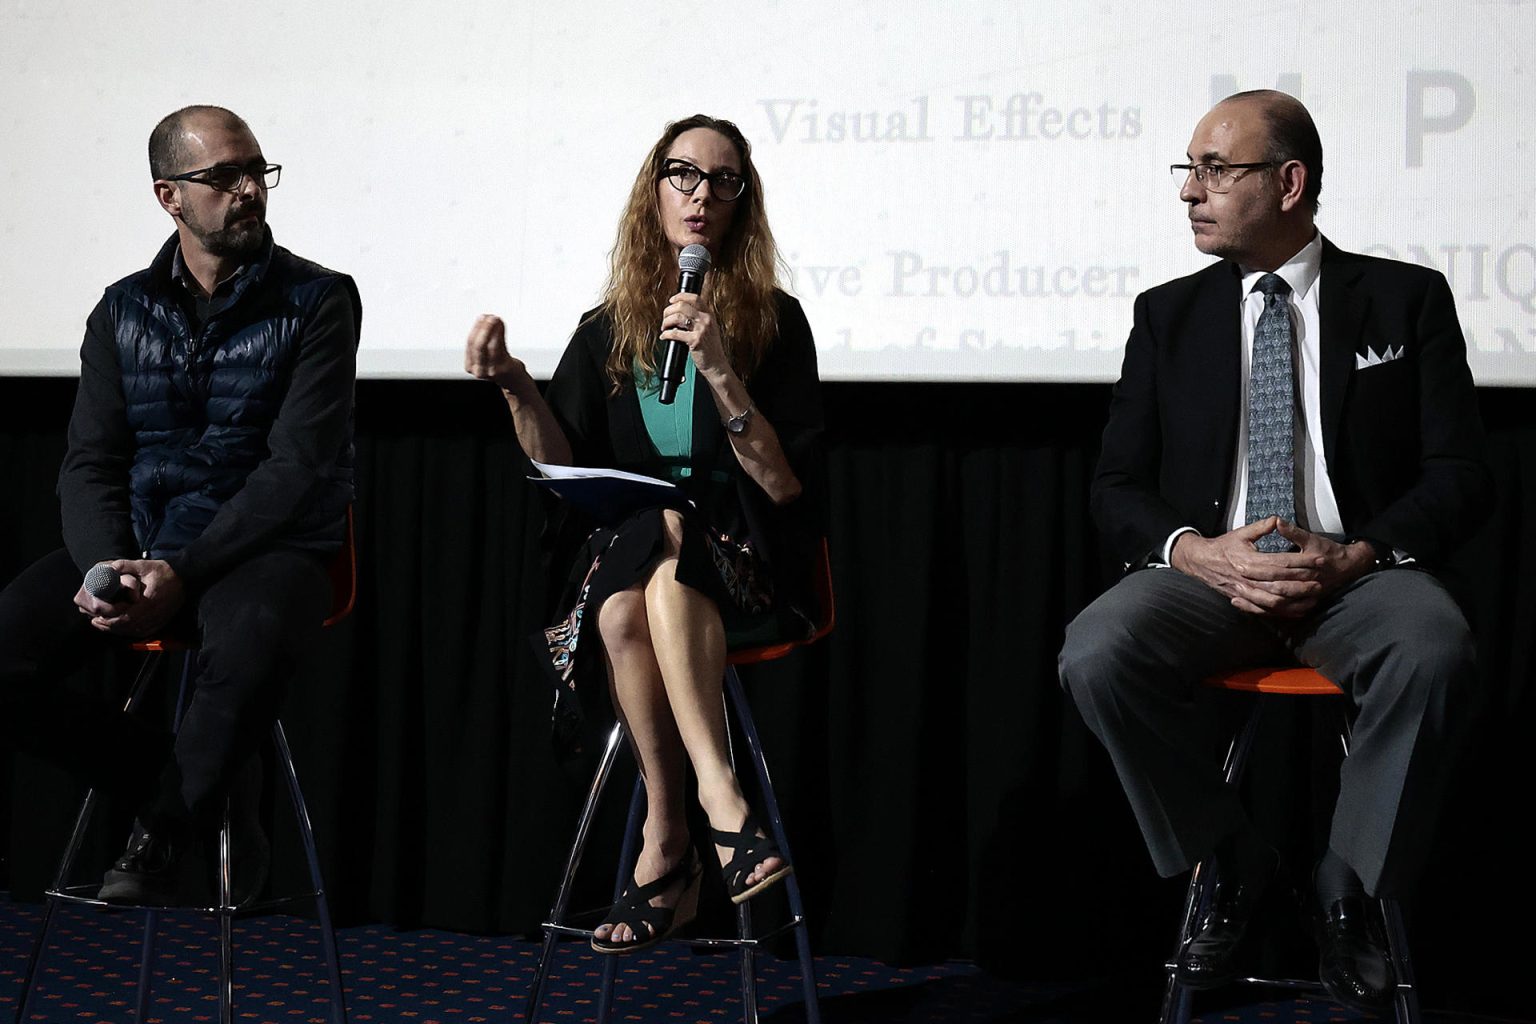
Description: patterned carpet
xmin=0 ymin=894 xmax=1493 ymax=1023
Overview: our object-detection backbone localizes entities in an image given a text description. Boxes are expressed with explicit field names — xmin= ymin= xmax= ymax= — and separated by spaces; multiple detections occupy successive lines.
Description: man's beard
xmin=186 ymin=200 xmax=266 ymax=258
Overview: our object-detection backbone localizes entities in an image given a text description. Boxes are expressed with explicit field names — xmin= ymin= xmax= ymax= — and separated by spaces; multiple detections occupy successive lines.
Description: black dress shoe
xmin=1314 ymin=896 xmax=1396 ymax=1013
xmin=98 ymin=820 xmax=201 ymax=906
xmin=1175 ymin=854 xmax=1278 ymax=989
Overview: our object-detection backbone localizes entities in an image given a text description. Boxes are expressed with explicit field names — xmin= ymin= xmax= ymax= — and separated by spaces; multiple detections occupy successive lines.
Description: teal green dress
xmin=636 ymin=354 xmax=697 ymax=484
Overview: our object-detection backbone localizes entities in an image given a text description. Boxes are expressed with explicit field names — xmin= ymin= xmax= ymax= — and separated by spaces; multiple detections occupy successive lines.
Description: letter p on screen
xmin=1406 ymin=70 xmax=1475 ymax=168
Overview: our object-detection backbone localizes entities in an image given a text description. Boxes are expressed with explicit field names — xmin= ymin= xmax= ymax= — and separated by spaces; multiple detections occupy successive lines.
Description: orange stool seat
xmin=1205 ymin=666 xmax=1344 ymax=696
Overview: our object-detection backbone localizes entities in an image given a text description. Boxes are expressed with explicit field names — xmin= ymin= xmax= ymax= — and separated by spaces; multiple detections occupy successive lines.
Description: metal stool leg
xmin=135 ymin=652 xmax=197 ymax=1023
xmin=14 ymin=777 xmax=108 ymax=1024
xmin=218 ymin=798 xmax=235 ymax=1024
xmin=1381 ymin=898 xmax=1422 ymax=1024
xmin=134 ymin=912 xmax=160 ymax=1022
xmin=1158 ymin=701 xmax=1267 ymax=1024
xmin=272 ymin=721 xmax=349 ymax=1024
xmin=523 ymin=720 xmax=627 ymax=1024
xmin=722 ymin=710 xmax=759 ymax=1024
xmin=596 ymin=773 xmax=647 ymax=1024
xmin=1160 ymin=880 xmax=1223 ymax=1024
xmin=736 ymin=897 xmax=759 ymax=1024
xmin=1158 ymin=855 xmax=1213 ymax=1024
xmin=13 ymin=650 xmax=172 ymax=1024
xmin=724 ymin=667 xmax=821 ymax=1024
xmin=782 ymin=876 xmax=819 ymax=1024
xmin=12 ymin=899 xmax=59 ymax=1024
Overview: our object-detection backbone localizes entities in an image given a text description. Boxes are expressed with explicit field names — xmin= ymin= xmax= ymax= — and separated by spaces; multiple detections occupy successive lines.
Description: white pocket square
xmin=1355 ymin=345 xmax=1404 ymax=369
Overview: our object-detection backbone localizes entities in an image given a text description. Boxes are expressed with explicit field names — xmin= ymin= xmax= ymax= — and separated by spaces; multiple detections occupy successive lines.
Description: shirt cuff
xmin=1155 ymin=527 xmax=1200 ymax=568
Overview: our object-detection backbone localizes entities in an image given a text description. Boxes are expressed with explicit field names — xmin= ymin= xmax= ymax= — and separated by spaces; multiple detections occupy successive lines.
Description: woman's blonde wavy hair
xmin=594 ymin=114 xmax=782 ymax=393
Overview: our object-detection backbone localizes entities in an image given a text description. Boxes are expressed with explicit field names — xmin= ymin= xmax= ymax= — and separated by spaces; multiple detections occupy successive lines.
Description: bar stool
xmin=523 ymin=541 xmax=835 ymax=1024
xmin=1159 ymin=666 xmax=1422 ymax=1024
xmin=11 ymin=511 xmax=357 ymax=1024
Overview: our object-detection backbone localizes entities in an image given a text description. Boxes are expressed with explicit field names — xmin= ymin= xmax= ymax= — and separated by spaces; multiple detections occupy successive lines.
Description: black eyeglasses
xmin=1169 ymin=161 xmax=1275 ymax=194
xmin=164 ymin=160 xmax=281 ymax=193
xmin=660 ymin=159 xmax=746 ymax=202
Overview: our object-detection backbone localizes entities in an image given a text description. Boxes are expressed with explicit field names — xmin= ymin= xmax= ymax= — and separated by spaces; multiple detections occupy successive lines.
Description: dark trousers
xmin=0 ymin=546 xmax=329 ymax=829
xmin=1058 ymin=567 xmax=1475 ymax=897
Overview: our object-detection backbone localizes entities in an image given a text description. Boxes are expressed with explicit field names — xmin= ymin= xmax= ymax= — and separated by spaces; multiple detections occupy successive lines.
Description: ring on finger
xmin=682 ymin=316 xmax=694 ymax=330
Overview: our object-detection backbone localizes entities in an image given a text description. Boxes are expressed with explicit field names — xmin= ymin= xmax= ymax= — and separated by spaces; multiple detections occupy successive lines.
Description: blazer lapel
xmin=1198 ymin=263 xmax=1243 ymax=487
xmin=1318 ymin=240 xmax=1368 ymax=471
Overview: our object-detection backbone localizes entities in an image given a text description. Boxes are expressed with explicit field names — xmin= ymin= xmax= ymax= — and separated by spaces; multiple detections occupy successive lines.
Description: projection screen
xmin=1 ymin=1 xmax=1531 ymax=384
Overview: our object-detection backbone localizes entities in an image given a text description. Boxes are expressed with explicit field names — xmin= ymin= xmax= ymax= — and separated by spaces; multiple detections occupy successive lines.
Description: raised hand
xmin=465 ymin=314 xmax=535 ymax=395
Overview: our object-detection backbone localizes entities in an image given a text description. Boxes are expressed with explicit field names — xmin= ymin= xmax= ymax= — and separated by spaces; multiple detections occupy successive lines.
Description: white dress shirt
xmin=1160 ymin=232 xmax=1344 ymax=563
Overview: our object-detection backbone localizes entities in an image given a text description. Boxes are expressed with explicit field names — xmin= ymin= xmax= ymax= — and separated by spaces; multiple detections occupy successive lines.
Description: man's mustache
xmin=225 ymin=201 xmax=265 ymax=227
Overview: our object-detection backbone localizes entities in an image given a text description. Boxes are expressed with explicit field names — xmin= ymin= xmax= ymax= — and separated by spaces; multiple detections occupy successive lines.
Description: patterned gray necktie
xmin=1245 ymin=273 xmax=1295 ymax=552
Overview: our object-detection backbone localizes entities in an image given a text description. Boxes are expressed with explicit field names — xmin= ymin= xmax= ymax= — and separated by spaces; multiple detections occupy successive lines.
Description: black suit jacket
xmin=1092 ymin=238 xmax=1492 ymax=571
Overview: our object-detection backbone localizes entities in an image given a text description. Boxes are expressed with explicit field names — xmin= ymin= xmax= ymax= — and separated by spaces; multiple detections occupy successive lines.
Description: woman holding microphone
xmin=465 ymin=114 xmax=823 ymax=954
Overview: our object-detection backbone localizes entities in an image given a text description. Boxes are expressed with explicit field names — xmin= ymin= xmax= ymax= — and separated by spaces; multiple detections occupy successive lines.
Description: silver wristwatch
xmin=724 ymin=402 xmax=756 ymax=435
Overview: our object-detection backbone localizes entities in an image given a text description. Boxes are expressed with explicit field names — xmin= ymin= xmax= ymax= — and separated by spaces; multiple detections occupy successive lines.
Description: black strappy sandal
xmin=590 ymin=849 xmax=702 ymax=954
xmin=711 ymin=813 xmax=793 ymax=905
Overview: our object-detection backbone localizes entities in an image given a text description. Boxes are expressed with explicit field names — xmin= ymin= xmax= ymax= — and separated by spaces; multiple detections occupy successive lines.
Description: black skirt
xmin=535 ymin=505 xmax=802 ymax=755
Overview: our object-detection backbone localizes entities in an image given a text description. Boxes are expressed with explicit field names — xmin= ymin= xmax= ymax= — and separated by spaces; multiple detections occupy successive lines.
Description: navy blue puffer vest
xmin=107 ymin=232 xmax=357 ymax=557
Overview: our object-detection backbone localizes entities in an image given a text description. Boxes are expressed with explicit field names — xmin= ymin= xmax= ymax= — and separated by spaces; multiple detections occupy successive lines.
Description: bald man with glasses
xmin=1059 ymin=90 xmax=1490 ymax=1012
xmin=0 ymin=105 xmax=360 ymax=907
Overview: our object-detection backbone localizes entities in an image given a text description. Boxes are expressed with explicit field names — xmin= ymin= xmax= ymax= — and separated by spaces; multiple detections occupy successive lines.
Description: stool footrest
xmin=46 ymin=884 xmax=326 ymax=918
xmin=1231 ymin=975 xmax=1329 ymax=992
xmin=242 ymin=892 xmax=325 ymax=914
xmin=538 ymin=916 xmax=805 ymax=949
xmin=1161 ymin=960 xmax=1330 ymax=994
xmin=43 ymin=886 xmax=114 ymax=910
xmin=686 ymin=918 xmax=803 ymax=948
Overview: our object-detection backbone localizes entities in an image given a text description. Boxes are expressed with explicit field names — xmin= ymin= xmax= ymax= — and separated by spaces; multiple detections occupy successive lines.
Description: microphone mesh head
xmin=678 ymin=244 xmax=712 ymax=275
xmin=83 ymin=563 xmax=120 ymax=601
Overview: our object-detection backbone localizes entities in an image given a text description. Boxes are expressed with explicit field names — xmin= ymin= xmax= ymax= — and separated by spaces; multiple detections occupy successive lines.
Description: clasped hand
xmin=73 ymin=558 xmax=185 ymax=636
xmin=1170 ymin=517 xmax=1375 ymax=618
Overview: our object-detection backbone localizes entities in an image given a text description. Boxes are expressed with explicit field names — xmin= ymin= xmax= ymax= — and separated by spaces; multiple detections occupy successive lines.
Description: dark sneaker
xmin=98 ymin=820 xmax=201 ymax=906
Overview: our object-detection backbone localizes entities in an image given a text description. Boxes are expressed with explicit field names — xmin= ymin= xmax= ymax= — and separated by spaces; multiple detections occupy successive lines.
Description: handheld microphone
xmin=659 ymin=244 xmax=712 ymax=405
xmin=83 ymin=563 xmax=130 ymax=603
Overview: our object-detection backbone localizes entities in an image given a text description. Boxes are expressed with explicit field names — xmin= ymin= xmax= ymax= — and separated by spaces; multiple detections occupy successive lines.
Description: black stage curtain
xmin=1 ymin=377 xmax=1531 ymax=1016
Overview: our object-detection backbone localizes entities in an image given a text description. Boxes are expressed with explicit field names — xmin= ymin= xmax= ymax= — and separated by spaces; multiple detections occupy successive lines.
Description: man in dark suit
xmin=1058 ymin=90 xmax=1491 ymax=1011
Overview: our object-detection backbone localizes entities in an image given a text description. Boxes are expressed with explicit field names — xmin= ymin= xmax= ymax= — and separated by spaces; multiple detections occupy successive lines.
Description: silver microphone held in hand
xmin=83 ymin=563 xmax=131 ymax=603
xmin=659 ymin=244 xmax=712 ymax=406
